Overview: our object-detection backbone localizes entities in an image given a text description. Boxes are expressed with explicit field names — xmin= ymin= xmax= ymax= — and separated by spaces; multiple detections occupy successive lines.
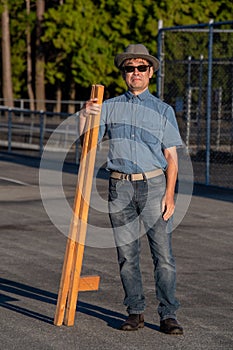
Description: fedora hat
xmin=114 ymin=44 xmax=160 ymax=71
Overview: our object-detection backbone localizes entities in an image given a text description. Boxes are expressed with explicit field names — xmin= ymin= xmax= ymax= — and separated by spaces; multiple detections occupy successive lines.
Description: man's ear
xmin=149 ymin=67 xmax=154 ymax=78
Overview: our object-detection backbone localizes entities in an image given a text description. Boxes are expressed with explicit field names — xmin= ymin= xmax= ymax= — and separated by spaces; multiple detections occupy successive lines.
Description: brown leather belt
xmin=110 ymin=169 xmax=163 ymax=181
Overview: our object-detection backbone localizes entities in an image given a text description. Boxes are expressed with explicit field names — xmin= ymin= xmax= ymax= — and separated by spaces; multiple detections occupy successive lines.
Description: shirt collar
xmin=125 ymin=89 xmax=150 ymax=101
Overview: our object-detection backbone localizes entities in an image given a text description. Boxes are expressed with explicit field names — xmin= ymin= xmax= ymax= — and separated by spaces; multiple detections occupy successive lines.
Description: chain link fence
xmin=1 ymin=21 xmax=233 ymax=189
xmin=157 ymin=20 xmax=233 ymax=188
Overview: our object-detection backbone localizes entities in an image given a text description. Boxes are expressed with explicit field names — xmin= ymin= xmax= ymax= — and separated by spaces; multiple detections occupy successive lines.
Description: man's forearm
xmin=165 ymin=157 xmax=178 ymax=198
xmin=79 ymin=109 xmax=87 ymax=136
xmin=164 ymin=147 xmax=178 ymax=195
xmin=162 ymin=146 xmax=178 ymax=220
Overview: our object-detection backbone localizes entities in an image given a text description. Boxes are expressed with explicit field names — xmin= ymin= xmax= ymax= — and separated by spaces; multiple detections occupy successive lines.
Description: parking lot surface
xmin=0 ymin=152 xmax=233 ymax=350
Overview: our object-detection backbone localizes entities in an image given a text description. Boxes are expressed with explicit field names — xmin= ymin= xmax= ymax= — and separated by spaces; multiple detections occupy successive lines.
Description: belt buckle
xmin=125 ymin=174 xmax=131 ymax=181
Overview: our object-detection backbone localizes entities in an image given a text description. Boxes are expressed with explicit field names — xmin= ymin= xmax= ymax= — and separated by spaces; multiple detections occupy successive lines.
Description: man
xmin=79 ymin=44 xmax=183 ymax=335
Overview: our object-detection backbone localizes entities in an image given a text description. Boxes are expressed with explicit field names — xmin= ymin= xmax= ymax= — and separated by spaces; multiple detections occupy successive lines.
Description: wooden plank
xmin=53 ymin=237 xmax=76 ymax=326
xmin=53 ymin=108 xmax=93 ymax=326
xmin=64 ymin=85 xmax=104 ymax=326
xmin=78 ymin=275 xmax=100 ymax=291
xmin=54 ymin=84 xmax=104 ymax=327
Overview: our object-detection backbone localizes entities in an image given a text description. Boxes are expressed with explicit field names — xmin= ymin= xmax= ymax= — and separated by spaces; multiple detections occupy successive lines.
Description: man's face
xmin=121 ymin=58 xmax=154 ymax=95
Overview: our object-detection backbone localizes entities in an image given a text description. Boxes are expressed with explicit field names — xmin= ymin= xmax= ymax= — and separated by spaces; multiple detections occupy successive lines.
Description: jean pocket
xmin=148 ymin=173 xmax=165 ymax=186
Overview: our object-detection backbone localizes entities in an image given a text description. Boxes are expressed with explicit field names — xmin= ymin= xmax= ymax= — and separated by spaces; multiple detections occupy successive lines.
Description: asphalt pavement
xmin=0 ymin=151 xmax=233 ymax=350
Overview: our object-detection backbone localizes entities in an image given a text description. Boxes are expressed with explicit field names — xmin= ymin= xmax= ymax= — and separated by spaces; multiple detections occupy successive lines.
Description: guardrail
xmin=0 ymin=106 xmax=81 ymax=163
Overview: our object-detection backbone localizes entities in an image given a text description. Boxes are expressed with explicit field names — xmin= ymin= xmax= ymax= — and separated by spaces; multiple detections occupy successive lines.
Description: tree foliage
xmin=0 ymin=0 xmax=232 ymax=105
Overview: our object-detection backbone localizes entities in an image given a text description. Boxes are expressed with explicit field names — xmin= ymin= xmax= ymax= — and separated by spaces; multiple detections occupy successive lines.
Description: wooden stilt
xmin=54 ymin=84 xmax=104 ymax=326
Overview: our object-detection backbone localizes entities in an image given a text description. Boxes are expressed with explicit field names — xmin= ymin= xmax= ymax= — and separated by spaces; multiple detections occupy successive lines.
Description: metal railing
xmin=0 ymin=106 xmax=81 ymax=163
xmin=0 ymin=98 xmax=85 ymax=115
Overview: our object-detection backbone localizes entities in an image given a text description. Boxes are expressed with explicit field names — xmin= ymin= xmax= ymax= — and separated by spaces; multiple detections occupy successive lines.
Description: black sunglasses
xmin=122 ymin=65 xmax=151 ymax=73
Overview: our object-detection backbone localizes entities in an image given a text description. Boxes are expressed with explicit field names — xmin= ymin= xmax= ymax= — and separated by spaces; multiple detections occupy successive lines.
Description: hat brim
xmin=114 ymin=53 xmax=160 ymax=71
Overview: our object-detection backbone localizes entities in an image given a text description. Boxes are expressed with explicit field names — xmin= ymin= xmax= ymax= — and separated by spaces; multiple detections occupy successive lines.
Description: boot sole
xmin=120 ymin=322 xmax=145 ymax=331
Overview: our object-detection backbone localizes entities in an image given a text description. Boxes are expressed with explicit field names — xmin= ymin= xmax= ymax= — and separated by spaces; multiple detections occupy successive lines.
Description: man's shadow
xmin=0 ymin=278 xmax=160 ymax=331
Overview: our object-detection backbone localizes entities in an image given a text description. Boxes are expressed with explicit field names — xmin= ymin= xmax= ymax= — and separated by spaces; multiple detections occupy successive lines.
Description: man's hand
xmin=162 ymin=193 xmax=175 ymax=221
xmin=79 ymin=98 xmax=102 ymax=136
xmin=80 ymin=98 xmax=101 ymax=118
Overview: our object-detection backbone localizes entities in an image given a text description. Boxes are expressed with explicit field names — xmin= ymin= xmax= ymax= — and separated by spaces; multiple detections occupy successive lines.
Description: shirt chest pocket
xmin=109 ymin=122 xmax=126 ymax=140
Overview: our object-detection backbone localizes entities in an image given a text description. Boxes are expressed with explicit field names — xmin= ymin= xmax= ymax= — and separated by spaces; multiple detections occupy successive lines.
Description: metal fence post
xmin=186 ymin=56 xmax=192 ymax=154
xmin=216 ymin=87 xmax=222 ymax=151
xmin=8 ymin=108 xmax=12 ymax=153
xmin=39 ymin=110 xmax=44 ymax=156
xmin=157 ymin=20 xmax=164 ymax=99
xmin=197 ymin=54 xmax=204 ymax=152
xmin=206 ymin=19 xmax=214 ymax=185
xmin=20 ymin=99 xmax=24 ymax=121
xmin=75 ymin=113 xmax=80 ymax=165
xmin=231 ymin=78 xmax=233 ymax=153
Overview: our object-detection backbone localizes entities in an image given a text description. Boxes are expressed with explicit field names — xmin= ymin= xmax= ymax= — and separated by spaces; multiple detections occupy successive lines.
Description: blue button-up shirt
xmin=99 ymin=89 xmax=182 ymax=173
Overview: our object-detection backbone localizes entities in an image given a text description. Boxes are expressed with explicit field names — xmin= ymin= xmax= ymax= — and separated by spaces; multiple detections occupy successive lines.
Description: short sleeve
xmin=162 ymin=106 xmax=183 ymax=149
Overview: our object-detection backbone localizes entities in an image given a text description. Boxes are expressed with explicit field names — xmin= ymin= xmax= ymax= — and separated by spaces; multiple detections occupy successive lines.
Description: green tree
xmin=1 ymin=0 xmax=14 ymax=106
xmin=7 ymin=0 xmax=30 ymax=99
xmin=42 ymin=0 xmax=163 ymax=98
xmin=1 ymin=0 xmax=233 ymax=104
xmin=35 ymin=0 xmax=45 ymax=110
xmin=42 ymin=0 xmax=100 ymax=110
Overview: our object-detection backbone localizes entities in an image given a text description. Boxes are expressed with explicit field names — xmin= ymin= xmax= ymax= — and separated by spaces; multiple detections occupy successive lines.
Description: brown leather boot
xmin=160 ymin=318 xmax=183 ymax=335
xmin=120 ymin=314 xmax=144 ymax=331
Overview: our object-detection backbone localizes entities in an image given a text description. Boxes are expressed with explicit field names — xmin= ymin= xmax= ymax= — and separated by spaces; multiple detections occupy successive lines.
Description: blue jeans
xmin=108 ymin=174 xmax=180 ymax=320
